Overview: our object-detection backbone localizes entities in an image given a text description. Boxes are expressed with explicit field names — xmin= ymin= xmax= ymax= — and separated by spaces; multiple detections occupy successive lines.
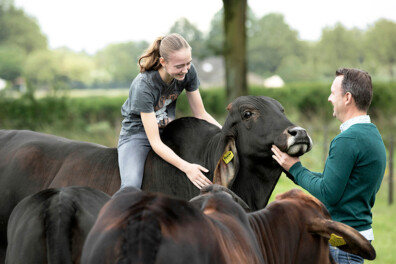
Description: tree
xmin=0 ymin=0 xmax=14 ymax=10
xmin=314 ymin=23 xmax=364 ymax=79
xmin=0 ymin=5 xmax=47 ymax=54
xmin=53 ymin=48 xmax=96 ymax=88
xmin=370 ymin=83 xmax=396 ymax=205
xmin=248 ymin=13 xmax=305 ymax=77
xmin=23 ymin=50 xmax=58 ymax=95
xmin=95 ymin=41 xmax=147 ymax=87
xmin=206 ymin=10 xmax=224 ymax=57
xmin=206 ymin=7 xmax=258 ymax=57
xmin=276 ymin=54 xmax=316 ymax=82
xmin=0 ymin=1 xmax=47 ymax=83
xmin=222 ymin=0 xmax=247 ymax=101
xmin=364 ymin=19 xmax=396 ymax=79
xmin=24 ymin=49 xmax=96 ymax=94
xmin=0 ymin=45 xmax=26 ymax=81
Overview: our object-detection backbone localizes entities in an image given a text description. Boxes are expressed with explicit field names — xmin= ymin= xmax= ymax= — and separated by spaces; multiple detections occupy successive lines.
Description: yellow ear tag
xmin=329 ymin=233 xmax=346 ymax=247
xmin=222 ymin=151 xmax=234 ymax=164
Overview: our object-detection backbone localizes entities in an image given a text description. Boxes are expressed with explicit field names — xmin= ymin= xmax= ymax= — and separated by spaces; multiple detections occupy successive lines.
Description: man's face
xmin=328 ymin=76 xmax=346 ymax=121
xmin=162 ymin=48 xmax=192 ymax=81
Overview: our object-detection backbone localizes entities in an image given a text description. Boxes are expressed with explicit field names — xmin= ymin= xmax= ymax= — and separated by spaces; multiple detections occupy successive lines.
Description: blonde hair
xmin=138 ymin=33 xmax=191 ymax=73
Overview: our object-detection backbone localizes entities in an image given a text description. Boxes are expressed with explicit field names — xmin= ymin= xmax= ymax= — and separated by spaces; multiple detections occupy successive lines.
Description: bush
xmin=1 ymin=81 xmax=395 ymax=132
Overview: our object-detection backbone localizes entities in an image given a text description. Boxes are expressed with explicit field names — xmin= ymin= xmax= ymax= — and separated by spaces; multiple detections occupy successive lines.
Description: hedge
xmin=1 ymin=82 xmax=395 ymax=131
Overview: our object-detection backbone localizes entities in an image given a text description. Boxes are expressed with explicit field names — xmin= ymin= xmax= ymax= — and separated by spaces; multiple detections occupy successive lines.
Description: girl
xmin=118 ymin=33 xmax=222 ymax=190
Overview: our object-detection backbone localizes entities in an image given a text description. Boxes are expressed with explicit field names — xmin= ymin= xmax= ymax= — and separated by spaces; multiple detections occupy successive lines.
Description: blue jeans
xmin=330 ymin=246 xmax=364 ymax=264
xmin=117 ymin=132 xmax=152 ymax=189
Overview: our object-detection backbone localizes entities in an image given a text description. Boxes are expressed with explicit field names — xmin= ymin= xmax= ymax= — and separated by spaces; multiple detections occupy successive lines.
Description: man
xmin=272 ymin=68 xmax=386 ymax=264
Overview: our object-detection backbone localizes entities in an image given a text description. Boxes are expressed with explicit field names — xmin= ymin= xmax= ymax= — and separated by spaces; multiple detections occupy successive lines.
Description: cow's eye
xmin=243 ymin=111 xmax=252 ymax=119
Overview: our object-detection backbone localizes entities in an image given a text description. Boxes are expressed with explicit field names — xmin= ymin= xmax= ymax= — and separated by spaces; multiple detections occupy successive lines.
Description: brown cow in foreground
xmin=249 ymin=189 xmax=375 ymax=263
xmin=192 ymin=185 xmax=375 ymax=264
xmin=82 ymin=186 xmax=375 ymax=264
xmin=81 ymin=187 xmax=263 ymax=264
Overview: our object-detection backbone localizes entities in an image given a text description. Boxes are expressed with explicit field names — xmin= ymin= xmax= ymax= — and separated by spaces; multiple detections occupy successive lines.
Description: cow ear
xmin=307 ymin=218 xmax=376 ymax=260
xmin=213 ymin=138 xmax=239 ymax=188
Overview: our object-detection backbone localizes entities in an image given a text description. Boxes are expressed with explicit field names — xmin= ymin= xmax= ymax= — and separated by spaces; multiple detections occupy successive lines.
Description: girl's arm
xmin=186 ymin=90 xmax=222 ymax=128
xmin=141 ymin=112 xmax=212 ymax=189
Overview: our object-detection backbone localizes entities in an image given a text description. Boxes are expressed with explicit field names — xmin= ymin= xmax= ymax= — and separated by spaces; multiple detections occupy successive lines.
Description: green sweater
xmin=289 ymin=123 xmax=386 ymax=231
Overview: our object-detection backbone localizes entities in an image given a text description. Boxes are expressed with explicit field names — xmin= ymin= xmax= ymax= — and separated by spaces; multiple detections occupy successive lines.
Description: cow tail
xmin=44 ymin=189 xmax=76 ymax=264
xmin=121 ymin=204 xmax=162 ymax=264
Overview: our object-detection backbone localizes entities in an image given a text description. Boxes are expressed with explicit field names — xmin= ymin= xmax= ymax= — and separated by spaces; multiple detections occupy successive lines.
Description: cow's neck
xmin=205 ymin=132 xmax=227 ymax=179
xmin=233 ymin=157 xmax=283 ymax=210
xmin=204 ymin=129 xmax=284 ymax=210
xmin=248 ymin=212 xmax=297 ymax=264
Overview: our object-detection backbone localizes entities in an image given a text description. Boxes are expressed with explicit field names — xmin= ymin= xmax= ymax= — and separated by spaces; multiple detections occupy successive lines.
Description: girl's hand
xmin=182 ymin=163 xmax=212 ymax=189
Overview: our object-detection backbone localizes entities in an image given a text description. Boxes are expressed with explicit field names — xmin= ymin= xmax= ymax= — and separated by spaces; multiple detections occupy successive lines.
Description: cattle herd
xmin=5 ymin=185 xmax=376 ymax=264
xmin=0 ymin=96 xmax=377 ymax=263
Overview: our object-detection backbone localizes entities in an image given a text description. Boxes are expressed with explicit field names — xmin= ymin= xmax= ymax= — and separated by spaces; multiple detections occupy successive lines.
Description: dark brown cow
xmin=82 ymin=186 xmax=375 ymax=264
xmin=191 ymin=185 xmax=376 ymax=264
xmin=6 ymin=186 xmax=110 ymax=264
xmin=0 ymin=96 xmax=313 ymax=260
xmin=81 ymin=187 xmax=263 ymax=264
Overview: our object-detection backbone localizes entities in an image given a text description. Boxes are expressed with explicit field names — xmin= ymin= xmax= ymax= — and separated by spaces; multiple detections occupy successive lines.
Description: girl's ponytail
xmin=138 ymin=37 xmax=163 ymax=73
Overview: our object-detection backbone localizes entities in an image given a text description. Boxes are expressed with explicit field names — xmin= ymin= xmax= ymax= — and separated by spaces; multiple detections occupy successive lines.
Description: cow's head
xmin=189 ymin=184 xmax=263 ymax=264
xmin=212 ymin=96 xmax=312 ymax=207
xmin=190 ymin=185 xmax=249 ymax=224
xmin=190 ymin=184 xmax=250 ymax=213
xmin=273 ymin=189 xmax=376 ymax=261
xmin=225 ymin=96 xmax=312 ymax=156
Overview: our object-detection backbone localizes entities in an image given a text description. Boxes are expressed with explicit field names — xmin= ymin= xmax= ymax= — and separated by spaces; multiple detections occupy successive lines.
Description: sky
xmin=13 ymin=0 xmax=396 ymax=55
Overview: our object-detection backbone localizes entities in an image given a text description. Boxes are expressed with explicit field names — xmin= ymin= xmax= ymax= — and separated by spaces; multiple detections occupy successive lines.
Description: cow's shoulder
xmin=160 ymin=117 xmax=221 ymax=155
xmin=162 ymin=117 xmax=220 ymax=143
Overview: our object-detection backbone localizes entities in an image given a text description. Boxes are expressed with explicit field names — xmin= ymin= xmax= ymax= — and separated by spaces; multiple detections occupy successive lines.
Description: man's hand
xmin=271 ymin=145 xmax=300 ymax=171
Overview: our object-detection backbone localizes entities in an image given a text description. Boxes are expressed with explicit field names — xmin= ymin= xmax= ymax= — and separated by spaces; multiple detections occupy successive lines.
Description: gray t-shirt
xmin=120 ymin=64 xmax=200 ymax=136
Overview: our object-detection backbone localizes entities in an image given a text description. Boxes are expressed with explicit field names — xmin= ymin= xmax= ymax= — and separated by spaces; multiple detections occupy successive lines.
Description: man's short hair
xmin=336 ymin=68 xmax=373 ymax=112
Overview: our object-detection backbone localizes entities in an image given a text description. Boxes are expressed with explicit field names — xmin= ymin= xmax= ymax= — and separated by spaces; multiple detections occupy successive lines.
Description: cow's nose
xmin=287 ymin=127 xmax=308 ymax=138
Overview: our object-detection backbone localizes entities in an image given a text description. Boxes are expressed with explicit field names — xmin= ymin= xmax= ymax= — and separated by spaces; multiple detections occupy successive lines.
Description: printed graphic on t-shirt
xmin=155 ymin=94 xmax=179 ymax=128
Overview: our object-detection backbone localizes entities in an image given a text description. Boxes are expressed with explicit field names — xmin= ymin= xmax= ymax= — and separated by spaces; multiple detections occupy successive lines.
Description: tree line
xmin=1 ymin=0 xmax=396 ymax=95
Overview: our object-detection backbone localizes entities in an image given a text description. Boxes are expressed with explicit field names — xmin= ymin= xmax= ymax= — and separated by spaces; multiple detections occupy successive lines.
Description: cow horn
xmin=213 ymin=138 xmax=239 ymax=188
xmin=307 ymin=217 xmax=376 ymax=260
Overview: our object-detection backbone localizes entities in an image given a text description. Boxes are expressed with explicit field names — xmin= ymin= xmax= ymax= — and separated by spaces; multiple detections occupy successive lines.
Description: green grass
xmin=370 ymin=182 xmax=395 ymax=264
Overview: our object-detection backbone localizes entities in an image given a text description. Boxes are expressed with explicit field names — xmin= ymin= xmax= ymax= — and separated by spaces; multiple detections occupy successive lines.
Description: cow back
xmin=82 ymin=187 xmax=227 ymax=264
xmin=6 ymin=186 xmax=110 ymax=264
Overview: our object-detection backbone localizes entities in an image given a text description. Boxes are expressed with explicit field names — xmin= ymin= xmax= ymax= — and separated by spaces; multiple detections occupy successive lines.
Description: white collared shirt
xmin=340 ymin=115 xmax=371 ymax=132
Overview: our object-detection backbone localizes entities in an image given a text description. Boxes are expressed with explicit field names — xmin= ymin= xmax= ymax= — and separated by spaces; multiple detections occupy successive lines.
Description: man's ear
xmin=212 ymin=137 xmax=239 ymax=188
xmin=345 ymin=92 xmax=353 ymax=105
